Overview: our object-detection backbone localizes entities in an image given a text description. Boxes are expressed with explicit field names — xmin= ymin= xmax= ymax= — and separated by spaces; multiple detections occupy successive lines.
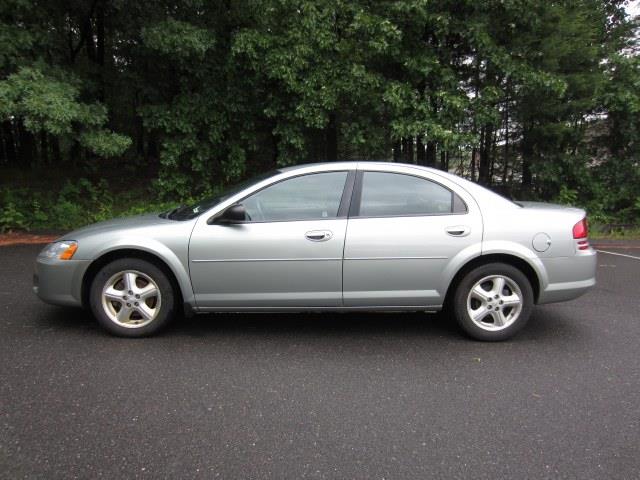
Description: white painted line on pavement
xmin=597 ymin=249 xmax=640 ymax=261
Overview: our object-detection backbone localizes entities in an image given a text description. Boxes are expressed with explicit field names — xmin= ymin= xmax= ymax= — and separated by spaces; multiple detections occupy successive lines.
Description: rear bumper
xmin=33 ymin=257 xmax=90 ymax=307
xmin=537 ymin=249 xmax=597 ymax=304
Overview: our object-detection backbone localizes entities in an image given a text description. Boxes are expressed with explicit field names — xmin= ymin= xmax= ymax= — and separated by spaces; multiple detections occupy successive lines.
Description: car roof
xmin=279 ymin=161 xmax=441 ymax=174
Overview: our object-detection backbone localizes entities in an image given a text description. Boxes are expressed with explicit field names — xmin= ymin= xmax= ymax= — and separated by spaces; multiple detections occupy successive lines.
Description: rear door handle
xmin=305 ymin=230 xmax=333 ymax=242
xmin=445 ymin=225 xmax=470 ymax=237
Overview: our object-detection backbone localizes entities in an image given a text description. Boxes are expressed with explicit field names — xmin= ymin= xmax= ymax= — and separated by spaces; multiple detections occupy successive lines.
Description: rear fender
xmin=481 ymin=240 xmax=549 ymax=290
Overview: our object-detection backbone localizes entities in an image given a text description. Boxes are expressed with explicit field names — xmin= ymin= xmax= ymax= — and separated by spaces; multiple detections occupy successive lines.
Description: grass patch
xmin=590 ymin=224 xmax=640 ymax=240
xmin=0 ymin=178 xmax=178 ymax=233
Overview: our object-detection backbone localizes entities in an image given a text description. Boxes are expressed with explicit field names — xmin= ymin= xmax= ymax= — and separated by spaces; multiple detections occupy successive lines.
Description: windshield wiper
xmin=161 ymin=204 xmax=186 ymax=220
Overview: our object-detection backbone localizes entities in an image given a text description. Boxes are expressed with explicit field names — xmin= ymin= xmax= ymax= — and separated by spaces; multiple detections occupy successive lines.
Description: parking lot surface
xmin=1 ymin=244 xmax=639 ymax=479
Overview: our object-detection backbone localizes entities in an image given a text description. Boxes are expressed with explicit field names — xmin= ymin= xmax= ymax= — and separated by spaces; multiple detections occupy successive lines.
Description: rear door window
xmin=357 ymin=171 xmax=466 ymax=217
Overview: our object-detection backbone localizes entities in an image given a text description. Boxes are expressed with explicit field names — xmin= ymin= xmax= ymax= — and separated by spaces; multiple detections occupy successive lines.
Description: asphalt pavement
xmin=1 ymin=244 xmax=639 ymax=479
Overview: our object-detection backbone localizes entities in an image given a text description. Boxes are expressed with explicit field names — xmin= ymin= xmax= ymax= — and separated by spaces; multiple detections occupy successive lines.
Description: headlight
xmin=39 ymin=241 xmax=78 ymax=260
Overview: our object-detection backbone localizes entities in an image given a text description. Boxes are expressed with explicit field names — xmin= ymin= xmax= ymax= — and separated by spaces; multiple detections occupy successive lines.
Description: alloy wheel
xmin=466 ymin=274 xmax=523 ymax=331
xmin=101 ymin=270 xmax=162 ymax=328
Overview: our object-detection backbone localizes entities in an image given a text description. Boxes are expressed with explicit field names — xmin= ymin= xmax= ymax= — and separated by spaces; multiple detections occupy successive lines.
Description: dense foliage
xmin=0 ymin=0 xmax=638 ymax=231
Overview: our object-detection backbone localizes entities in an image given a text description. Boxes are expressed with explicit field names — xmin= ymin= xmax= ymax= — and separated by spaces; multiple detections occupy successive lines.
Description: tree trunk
xmin=403 ymin=137 xmax=414 ymax=163
xmin=522 ymin=158 xmax=532 ymax=189
xmin=84 ymin=14 xmax=97 ymax=63
xmin=478 ymin=125 xmax=492 ymax=186
xmin=136 ymin=114 xmax=145 ymax=159
xmin=488 ymin=128 xmax=497 ymax=183
xmin=326 ymin=113 xmax=338 ymax=161
xmin=1 ymin=121 xmax=17 ymax=164
xmin=271 ymin=130 xmax=280 ymax=167
xmin=502 ymin=101 xmax=509 ymax=184
xmin=426 ymin=141 xmax=436 ymax=167
xmin=416 ymin=137 xmax=426 ymax=165
xmin=470 ymin=54 xmax=480 ymax=182
xmin=70 ymin=140 xmax=81 ymax=168
xmin=147 ymin=134 xmax=159 ymax=164
xmin=393 ymin=139 xmax=401 ymax=162
xmin=522 ymin=123 xmax=533 ymax=190
xmin=17 ymin=122 xmax=36 ymax=166
xmin=96 ymin=0 xmax=106 ymax=103
xmin=40 ymin=131 xmax=49 ymax=164
xmin=96 ymin=1 xmax=105 ymax=66
xmin=470 ymin=147 xmax=476 ymax=182
xmin=51 ymin=136 xmax=61 ymax=163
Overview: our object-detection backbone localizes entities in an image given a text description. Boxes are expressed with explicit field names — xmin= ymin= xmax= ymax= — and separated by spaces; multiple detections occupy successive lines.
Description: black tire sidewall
xmin=89 ymin=258 xmax=175 ymax=337
xmin=453 ymin=263 xmax=533 ymax=341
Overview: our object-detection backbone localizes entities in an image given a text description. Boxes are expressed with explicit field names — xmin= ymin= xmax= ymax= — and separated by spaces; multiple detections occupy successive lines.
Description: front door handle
xmin=305 ymin=230 xmax=333 ymax=242
xmin=445 ymin=225 xmax=470 ymax=237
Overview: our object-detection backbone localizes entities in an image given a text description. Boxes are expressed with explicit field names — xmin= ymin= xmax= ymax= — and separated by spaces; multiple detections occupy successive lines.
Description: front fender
xmin=86 ymin=237 xmax=195 ymax=307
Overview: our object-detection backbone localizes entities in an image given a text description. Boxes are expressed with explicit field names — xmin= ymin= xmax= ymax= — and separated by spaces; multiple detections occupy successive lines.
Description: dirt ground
xmin=0 ymin=232 xmax=59 ymax=247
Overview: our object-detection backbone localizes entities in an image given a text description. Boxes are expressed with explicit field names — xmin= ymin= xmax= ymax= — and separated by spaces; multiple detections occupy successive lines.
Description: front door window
xmin=243 ymin=172 xmax=348 ymax=222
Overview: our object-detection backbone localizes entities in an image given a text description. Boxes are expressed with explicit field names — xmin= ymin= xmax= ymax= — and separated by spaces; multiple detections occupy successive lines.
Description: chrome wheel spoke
xmin=492 ymin=277 xmax=505 ymax=296
xmin=470 ymin=285 xmax=488 ymax=301
xmin=122 ymin=272 xmax=137 ymax=292
xmin=471 ymin=305 xmax=491 ymax=323
xmin=491 ymin=309 xmax=507 ymax=327
xmin=502 ymin=294 xmax=521 ymax=307
xmin=104 ymin=287 xmax=123 ymax=303
xmin=116 ymin=305 xmax=133 ymax=323
xmin=136 ymin=304 xmax=154 ymax=320
xmin=138 ymin=283 xmax=158 ymax=300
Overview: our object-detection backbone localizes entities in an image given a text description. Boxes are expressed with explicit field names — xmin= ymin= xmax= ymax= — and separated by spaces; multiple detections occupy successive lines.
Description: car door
xmin=189 ymin=170 xmax=353 ymax=309
xmin=342 ymin=169 xmax=481 ymax=308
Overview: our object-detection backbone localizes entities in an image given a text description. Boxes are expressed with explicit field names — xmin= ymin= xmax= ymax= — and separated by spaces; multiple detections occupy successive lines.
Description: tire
xmin=452 ymin=262 xmax=533 ymax=341
xmin=89 ymin=258 xmax=176 ymax=337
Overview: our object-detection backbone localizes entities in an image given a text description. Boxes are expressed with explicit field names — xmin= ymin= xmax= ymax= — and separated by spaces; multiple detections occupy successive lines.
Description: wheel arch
xmin=81 ymin=248 xmax=190 ymax=314
xmin=443 ymin=253 xmax=543 ymax=308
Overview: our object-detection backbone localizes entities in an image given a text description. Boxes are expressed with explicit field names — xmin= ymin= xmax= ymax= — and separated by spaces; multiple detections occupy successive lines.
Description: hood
xmin=59 ymin=213 xmax=173 ymax=240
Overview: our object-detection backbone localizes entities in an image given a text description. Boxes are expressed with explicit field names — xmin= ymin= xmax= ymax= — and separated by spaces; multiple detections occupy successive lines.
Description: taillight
xmin=573 ymin=218 xmax=588 ymax=238
xmin=573 ymin=218 xmax=589 ymax=250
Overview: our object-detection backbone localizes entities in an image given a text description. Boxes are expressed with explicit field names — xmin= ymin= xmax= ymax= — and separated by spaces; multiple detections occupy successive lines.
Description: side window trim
xmin=348 ymin=170 xmax=364 ymax=217
xmin=221 ymin=170 xmax=354 ymax=224
xmin=350 ymin=170 xmax=468 ymax=219
xmin=337 ymin=170 xmax=357 ymax=218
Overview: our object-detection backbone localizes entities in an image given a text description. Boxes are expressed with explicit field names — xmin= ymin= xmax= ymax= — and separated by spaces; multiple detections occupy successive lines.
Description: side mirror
xmin=211 ymin=204 xmax=247 ymax=224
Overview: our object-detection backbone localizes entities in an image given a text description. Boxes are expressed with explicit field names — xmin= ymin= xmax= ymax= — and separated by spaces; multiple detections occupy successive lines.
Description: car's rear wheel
xmin=452 ymin=263 xmax=533 ymax=341
xmin=89 ymin=258 xmax=175 ymax=337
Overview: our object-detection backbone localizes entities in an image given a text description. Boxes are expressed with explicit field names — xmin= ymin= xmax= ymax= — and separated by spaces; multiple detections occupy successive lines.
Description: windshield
xmin=165 ymin=170 xmax=280 ymax=220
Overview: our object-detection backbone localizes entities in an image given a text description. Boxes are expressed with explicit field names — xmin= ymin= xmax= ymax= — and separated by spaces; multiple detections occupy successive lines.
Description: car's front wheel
xmin=89 ymin=258 xmax=176 ymax=337
xmin=452 ymin=263 xmax=533 ymax=341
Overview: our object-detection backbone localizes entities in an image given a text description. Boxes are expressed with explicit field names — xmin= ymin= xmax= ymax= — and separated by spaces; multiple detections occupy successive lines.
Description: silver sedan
xmin=34 ymin=162 xmax=597 ymax=340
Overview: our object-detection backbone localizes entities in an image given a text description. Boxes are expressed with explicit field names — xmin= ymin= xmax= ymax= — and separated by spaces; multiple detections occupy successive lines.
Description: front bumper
xmin=537 ymin=248 xmax=597 ymax=304
xmin=33 ymin=257 xmax=90 ymax=307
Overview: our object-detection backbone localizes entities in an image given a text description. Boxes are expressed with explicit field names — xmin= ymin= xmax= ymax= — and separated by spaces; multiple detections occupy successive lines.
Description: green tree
xmin=1 ymin=0 xmax=638 ymax=228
